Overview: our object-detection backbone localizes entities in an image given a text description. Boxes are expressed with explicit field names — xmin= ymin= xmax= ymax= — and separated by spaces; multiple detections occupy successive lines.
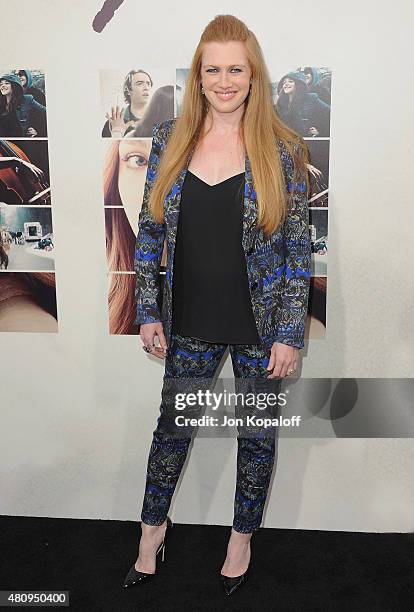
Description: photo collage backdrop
xmin=101 ymin=68 xmax=174 ymax=334
xmin=0 ymin=69 xmax=57 ymax=332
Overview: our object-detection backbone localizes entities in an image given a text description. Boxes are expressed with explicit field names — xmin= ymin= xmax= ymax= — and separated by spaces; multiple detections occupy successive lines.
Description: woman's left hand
xmin=266 ymin=342 xmax=298 ymax=379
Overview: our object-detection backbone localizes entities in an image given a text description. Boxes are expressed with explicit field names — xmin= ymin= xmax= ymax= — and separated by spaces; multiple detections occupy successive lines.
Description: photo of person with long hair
xmin=124 ymin=14 xmax=312 ymax=596
xmin=275 ymin=70 xmax=331 ymax=137
xmin=103 ymin=137 xmax=167 ymax=334
xmin=0 ymin=73 xmax=46 ymax=138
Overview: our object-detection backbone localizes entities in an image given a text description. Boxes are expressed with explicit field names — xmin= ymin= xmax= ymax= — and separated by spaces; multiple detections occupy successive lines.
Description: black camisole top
xmin=171 ymin=169 xmax=261 ymax=344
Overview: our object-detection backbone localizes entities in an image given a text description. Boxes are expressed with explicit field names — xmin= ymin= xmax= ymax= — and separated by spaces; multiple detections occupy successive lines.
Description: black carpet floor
xmin=0 ymin=515 xmax=412 ymax=611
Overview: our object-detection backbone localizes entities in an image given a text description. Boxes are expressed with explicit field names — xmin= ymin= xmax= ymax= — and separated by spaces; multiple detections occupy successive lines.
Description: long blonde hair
xmin=149 ymin=14 xmax=310 ymax=237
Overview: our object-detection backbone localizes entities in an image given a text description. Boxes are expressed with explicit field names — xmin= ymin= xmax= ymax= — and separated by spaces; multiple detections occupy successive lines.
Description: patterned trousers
xmin=140 ymin=333 xmax=282 ymax=534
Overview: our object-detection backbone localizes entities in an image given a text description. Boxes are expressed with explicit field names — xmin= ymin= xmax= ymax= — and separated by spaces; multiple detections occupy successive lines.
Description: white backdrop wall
xmin=1 ymin=0 xmax=413 ymax=532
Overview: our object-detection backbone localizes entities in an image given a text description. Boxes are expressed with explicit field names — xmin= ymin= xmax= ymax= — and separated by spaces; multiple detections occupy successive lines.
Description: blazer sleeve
xmin=273 ymin=143 xmax=312 ymax=349
xmin=134 ymin=122 xmax=166 ymax=326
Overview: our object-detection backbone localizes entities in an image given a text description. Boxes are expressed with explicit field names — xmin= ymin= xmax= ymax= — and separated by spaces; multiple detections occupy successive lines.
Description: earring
xmin=201 ymin=85 xmax=205 ymax=94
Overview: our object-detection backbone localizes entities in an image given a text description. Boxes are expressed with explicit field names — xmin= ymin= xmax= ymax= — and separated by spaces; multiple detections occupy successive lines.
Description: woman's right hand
xmin=140 ymin=322 xmax=168 ymax=359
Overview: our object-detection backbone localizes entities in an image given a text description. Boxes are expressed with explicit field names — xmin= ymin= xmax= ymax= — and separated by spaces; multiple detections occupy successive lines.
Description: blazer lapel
xmin=242 ymin=153 xmax=258 ymax=253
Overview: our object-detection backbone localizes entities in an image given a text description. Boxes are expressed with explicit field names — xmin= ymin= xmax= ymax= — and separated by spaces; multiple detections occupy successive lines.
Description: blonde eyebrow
xmin=203 ymin=64 xmax=247 ymax=68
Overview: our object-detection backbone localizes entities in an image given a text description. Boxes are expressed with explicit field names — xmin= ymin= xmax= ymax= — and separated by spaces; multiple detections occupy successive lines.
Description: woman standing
xmin=124 ymin=14 xmax=312 ymax=596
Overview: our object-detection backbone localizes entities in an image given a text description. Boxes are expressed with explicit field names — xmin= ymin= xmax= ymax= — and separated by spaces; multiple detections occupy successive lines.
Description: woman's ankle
xmin=229 ymin=528 xmax=252 ymax=542
xmin=140 ymin=519 xmax=167 ymax=538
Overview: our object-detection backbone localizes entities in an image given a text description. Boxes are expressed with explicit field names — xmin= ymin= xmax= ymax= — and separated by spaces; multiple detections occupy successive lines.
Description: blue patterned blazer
xmin=134 ymin=118 xmax=311 ymax=350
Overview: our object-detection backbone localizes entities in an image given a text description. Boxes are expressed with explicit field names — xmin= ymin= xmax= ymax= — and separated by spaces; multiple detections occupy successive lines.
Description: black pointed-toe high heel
xmin=220 ymin=533 xmax=252 ymax=596
xmin=220 ymin=569 xmax=249 ymax=595
xmin=122 ymin=516 xmax=173 ymax=589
